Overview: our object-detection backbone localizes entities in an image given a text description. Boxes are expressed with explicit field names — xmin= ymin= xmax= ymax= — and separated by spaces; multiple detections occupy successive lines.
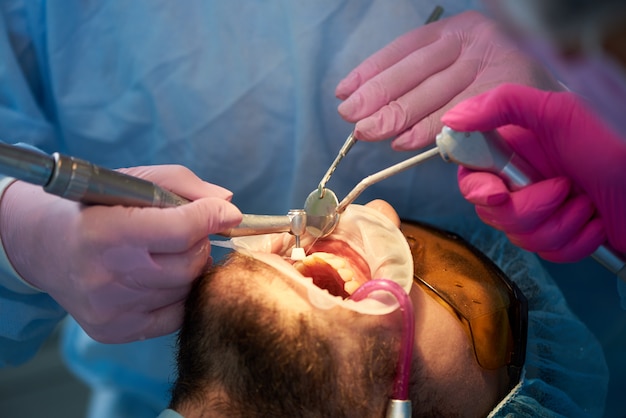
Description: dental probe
xmin=436 ymin=127 xmax=626 ymax=282
xmin=317 ymin=131 xmax=356 ymax=198
xmin=0 ymin=142 xmax=307 ymax=242
xmin=425 ymin=5 xmax=444 ymax=23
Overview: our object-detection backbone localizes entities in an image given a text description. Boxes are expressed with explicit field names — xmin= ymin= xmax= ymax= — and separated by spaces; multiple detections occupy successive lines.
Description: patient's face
xmin=171 ymin=201 xmax=511 ymax=418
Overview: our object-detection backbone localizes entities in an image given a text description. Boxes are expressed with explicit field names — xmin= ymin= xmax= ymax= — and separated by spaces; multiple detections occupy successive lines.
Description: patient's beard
xmin=170 ymin=253 xmax=400 ymax=418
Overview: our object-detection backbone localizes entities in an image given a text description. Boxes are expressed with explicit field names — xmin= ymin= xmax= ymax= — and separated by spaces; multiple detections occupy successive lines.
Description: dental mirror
xmin=304 ymin=188 xmax=339 ymax=238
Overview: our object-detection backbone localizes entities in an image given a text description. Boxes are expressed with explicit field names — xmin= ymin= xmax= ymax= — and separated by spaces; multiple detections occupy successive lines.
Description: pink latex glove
xmin=336 ymin=11 xmax=561 ymax=150
xmin=442 ymin=83 xmax=626 ymax=262
xmin=0 ymin=164 xmax=242 ymax=343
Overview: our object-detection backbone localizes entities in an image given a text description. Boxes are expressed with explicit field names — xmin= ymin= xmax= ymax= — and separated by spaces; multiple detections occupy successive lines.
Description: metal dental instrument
xmin=425 ymin=5 xmax=444 ymax=23
xmin=0 ymin=142 xmax=307 ymax=241
xmin=304 ymin=147 xmax=440 ymax=238
xmin=317 ymin=131 xmax=356 ymax=198
xmin=0 ymin=142 xmax=189 ymax=208
xmin=218 ymin=209 xmax=306 ymax=242
xmin=306 ymin=126 xmax=626 ymax=281
xmin=338 ymin=147 xmax=441 ymax=214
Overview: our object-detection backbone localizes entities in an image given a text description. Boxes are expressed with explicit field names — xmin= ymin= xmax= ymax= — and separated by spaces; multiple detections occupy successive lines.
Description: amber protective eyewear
xmin=401 ymin=221 xmax=528 ymax=387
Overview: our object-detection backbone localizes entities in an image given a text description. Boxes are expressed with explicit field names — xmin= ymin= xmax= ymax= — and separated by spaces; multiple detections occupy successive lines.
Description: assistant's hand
xmin=442 ymin=83 xmax=626 ymax=262
xmin=0 ymin=164 xmax=242 ymax=343
xmin=336 ymin=11 xmax=561 ymax=150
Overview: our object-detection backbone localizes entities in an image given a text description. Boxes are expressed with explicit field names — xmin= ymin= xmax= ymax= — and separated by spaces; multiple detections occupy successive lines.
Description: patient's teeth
xmin=337 ymin=268 xmax=353 ymax=282
xmin=300 ymin=255 xmax=319 ymax=266
xmin=313 ymin=252 xmax=346 ymax=270
xmin=294 ymin=262 xmax=307 ymax=273
xmin=292 ymin=252 xmax=356 ymax=291
xmin=344 ymin=280 xmax=360 ymax=295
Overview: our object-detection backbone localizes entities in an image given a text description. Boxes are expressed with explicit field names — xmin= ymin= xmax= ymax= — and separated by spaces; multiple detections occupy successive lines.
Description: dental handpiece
xmin=0 ymin=142 xmax=188 ymax=207
xmin=219 ymin=209 xmax=306 ymax=241
xmin=0 ymin=142 xmax=306 ymax=240
xmin=435 ymin=126 xmax=626 ymax=282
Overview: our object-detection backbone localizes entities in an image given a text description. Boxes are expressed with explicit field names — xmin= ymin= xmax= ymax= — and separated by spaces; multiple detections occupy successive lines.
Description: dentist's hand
xmin=442 ymin=83 xmax=626 ymax=262
xmin=336 ymin=11 xmax=561 ymax=150
xmin=0 ymin=164 xmax=242 ymax=343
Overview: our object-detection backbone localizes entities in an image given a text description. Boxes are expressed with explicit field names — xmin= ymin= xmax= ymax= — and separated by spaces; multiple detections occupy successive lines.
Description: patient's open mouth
xmin=291 ymin=239 xmax=371 ymax=298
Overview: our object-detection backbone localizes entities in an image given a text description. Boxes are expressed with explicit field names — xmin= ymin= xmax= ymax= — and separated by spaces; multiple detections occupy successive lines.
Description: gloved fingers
xmin=139 ymin=298 xmax=186 ymax=340
xmin=353 ymin=55 xmax=477 ymax=143
xmin=389 ymin=114 xmax=442 ymax=151
xmin=338 ymin=38 xmax=460 ymax=122
xmin=506 ymin=194 xmax=598 ymax=253
xmin=335 ymin=21 xmax=448 ymax=100
xmin=390 ymin=96 xmax=466 ymax=151
xmin=118 ymin=164 xmax=234 ymax=201
xmin=474 ymin=177 xmax=572 ymax=234
xmin=146 ymin=239 xmax=212 ymax=288
xmin=83 ymin=281 xmax=190 ymax=321
xmin=66 ymin=281 xmax=189 ymax=342
xmin=441 ymin=83 xmax=566 ymax=134
xmin=84 ymin=298 xmax=186 ymax=343
xmin=534 ymin=218 xmax=606 ymax=263
xmin=387 ymin=61 xmax=482 ymax=149
xmin=457 ymin=168 xmax=511 ymax=206
xmin=107 ymin=197 xmax=242 ymax=253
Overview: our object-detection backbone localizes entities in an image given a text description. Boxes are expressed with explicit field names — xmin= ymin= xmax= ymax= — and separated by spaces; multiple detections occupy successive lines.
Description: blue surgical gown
xmin=0 ymin=0 xmax=621 ymax=417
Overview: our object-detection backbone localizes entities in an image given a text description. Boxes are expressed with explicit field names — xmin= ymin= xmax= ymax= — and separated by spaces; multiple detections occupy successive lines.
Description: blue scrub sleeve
xmin=0 ymin=4 xmax=68 ymax=367
xmin=156 ymin=409 xmax=184 ymax=418
xmin=618 ymin=279 xmax=626 ymax=310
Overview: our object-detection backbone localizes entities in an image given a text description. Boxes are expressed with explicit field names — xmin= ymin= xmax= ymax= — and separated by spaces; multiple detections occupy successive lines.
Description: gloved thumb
xmin=474 ymin=177 xmax=572 ymax=234
xmin=441 ymin=83 xmax=558 ymax=133
xmin=118 ymin=165 xmax=234 ymax=201
xmin=173 ymin=197 xmax=243 ymax=238
xmin=457 ymin=167 xmax=510 ymax=206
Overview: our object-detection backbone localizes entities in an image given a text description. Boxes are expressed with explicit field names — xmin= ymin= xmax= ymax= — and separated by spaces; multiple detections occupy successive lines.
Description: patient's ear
xmin=364 ymin=200 xmax=401 ymax=227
